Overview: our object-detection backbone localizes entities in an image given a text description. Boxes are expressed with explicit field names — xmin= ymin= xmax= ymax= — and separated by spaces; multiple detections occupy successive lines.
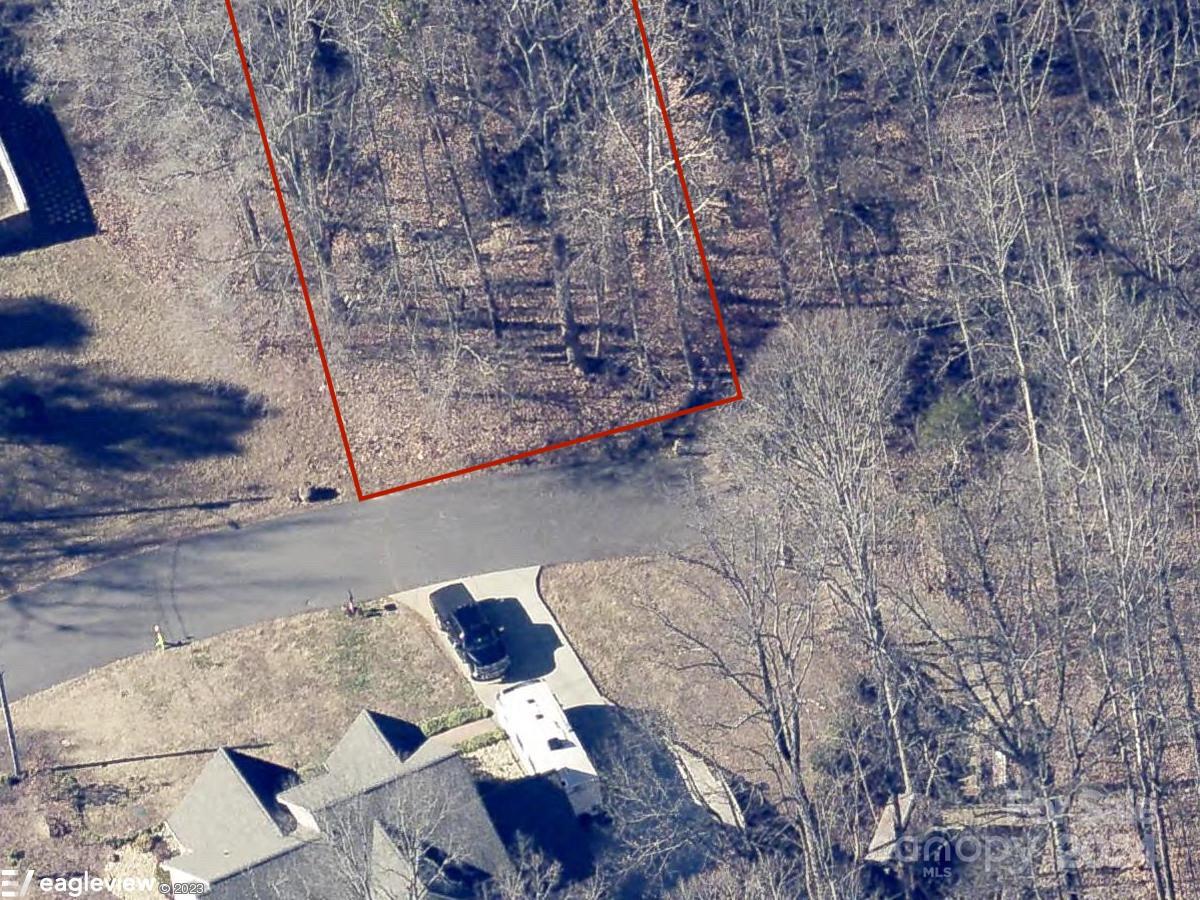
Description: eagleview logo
xmin=0 ymin=870 xmax=33 ymax=898
xmin=0 ymin=871 xmax=169 ymax=898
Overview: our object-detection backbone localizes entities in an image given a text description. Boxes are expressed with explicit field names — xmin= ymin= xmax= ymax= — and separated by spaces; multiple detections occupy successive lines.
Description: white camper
xmin=494 ymin=680 xmax=602 ymax=817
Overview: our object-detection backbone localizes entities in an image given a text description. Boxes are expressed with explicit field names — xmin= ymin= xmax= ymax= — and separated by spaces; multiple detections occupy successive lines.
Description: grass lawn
xmin=2 ymin=599 xmax=473 ymax=879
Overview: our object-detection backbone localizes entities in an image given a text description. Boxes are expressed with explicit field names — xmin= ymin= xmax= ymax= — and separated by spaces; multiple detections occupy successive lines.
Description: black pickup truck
xmin=429 ymin=583 xmax=510 ymax=682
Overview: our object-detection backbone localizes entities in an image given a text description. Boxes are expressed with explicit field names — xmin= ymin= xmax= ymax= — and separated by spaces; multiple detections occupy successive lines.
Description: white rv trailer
xmin=493 ymin=679 xmax=602 ymax=817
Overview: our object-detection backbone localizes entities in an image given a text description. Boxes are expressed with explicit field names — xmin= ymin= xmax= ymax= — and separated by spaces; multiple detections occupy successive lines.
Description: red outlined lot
xmin=222 ymin=0 xmax=742 ymax=500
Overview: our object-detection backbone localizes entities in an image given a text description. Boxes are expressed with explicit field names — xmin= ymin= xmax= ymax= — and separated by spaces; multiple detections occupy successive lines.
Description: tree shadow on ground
xmin=567 ymin=705 xmax=730 ymax=897
xmin=0 ymin=296 xmax=91 ymax=351
xmin=1 ymin=366 xmax=266 ymax=471
xmin=476 ymin=707 xmax=728 ymax=897
xmin=0 ymin=295 xmax=268 ymax=593
xmin=479 ymin=774 xmax=596 ymax=883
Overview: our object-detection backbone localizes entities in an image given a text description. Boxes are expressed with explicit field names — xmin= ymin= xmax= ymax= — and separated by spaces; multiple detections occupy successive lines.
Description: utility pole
xmin=0 ymin=670 xmax=20 ymax=780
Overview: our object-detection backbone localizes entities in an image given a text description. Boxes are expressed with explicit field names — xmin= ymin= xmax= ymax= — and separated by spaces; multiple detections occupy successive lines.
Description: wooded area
xmin=670 ymin=1 xmax=1200 ymax=896
xmin=17 ymin=0 xmax=738 ymax=480
xmin=13 ymin=0 xmax=1200 ymax=896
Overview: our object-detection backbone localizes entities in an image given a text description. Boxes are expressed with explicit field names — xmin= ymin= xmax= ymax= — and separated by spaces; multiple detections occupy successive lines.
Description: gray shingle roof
xmin=361 ymin=748 xmax=515 ymax=894
xmin=164 ymin=710 xmax=513 ymax=898
xmin=165 ymin=749 xmax=303 ymax=884
xmin=277 ymin=711 xmax=445 ymax=813
xmin=324 ymin=710 xmax=424 ymax=790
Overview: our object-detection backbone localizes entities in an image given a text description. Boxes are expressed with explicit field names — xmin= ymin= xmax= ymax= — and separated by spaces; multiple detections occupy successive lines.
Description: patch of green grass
xmin=420 ymin=704 xmax=489 ymax=736
xmin=331 ymin=623 xmax=371 ymax=694
xmin=456 ymin=729 xmax=506 ymax=753
xmin=189 ymin=645 xmax=222 ymax=670
xmin=915 ymin=390 xmax=981 ymax=449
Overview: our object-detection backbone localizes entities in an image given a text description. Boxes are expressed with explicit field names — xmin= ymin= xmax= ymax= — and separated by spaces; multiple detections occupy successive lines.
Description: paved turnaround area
xmin=0 ymin=458 xmax=697 ymax=699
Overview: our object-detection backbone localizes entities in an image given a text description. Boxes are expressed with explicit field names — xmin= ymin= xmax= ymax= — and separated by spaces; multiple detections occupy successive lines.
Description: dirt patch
xmin=462 ymin=737 xmax=521 ymax=782
xmin=3 ymin=600 xmax=473 ymax=875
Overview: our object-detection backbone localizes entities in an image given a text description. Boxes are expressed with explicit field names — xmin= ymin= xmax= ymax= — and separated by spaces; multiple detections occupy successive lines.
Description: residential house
xmin=163 ymin=710 xmax=514 ymax=899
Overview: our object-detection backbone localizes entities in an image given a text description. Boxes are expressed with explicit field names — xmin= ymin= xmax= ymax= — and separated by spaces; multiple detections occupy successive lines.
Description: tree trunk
xmin=553 ymin=232 xmax=588 ymax=375
xmin=426 ymin=84 xmax=501 ymax=337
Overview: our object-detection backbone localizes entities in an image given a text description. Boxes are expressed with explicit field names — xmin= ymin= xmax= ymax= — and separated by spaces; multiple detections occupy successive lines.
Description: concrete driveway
xmin=398 ymin=567 xmax=744 ymax=836
xmin=394 ymin=566 xmax=606 ymax=711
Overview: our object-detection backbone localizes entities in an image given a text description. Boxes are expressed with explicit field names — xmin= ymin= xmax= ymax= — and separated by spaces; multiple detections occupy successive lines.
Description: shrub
xmin=915 ymin=391 xmax=980 ymax=449
xmin=420 ymin=705 xmax=489 ymax=736
xmin=456 ymin=729 xmax=506 ymax=754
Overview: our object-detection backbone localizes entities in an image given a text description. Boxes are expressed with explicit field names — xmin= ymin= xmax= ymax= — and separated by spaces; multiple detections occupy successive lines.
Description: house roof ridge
xmin=216 ymin=746 xmax=292 ymax=837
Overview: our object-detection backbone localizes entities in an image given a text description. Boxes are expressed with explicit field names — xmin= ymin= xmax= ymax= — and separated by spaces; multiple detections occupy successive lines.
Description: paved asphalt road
xmin=0 ymin=459 xmax=699 ymax=699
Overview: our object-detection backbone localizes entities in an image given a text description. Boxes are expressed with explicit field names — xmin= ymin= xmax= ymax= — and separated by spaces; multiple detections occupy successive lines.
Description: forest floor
xmin=306 ymin=84 xmax=744 ymax=495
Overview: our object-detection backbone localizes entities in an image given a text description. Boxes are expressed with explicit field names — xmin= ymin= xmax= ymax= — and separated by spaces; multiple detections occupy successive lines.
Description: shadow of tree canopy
xmin=0 ymin=296 xmax=91 ymax=351
xmin=479 ymin=774 xmax=596 ymax=884
xmin=0 ymin=366 xmax=266 ymax=471
xmin=0 ymin=287 xmax=269 ymax=594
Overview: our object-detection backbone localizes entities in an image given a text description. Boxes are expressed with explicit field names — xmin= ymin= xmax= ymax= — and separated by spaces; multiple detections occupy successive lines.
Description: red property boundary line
xmin=222 ymin=0 xmax=743 ymax=501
